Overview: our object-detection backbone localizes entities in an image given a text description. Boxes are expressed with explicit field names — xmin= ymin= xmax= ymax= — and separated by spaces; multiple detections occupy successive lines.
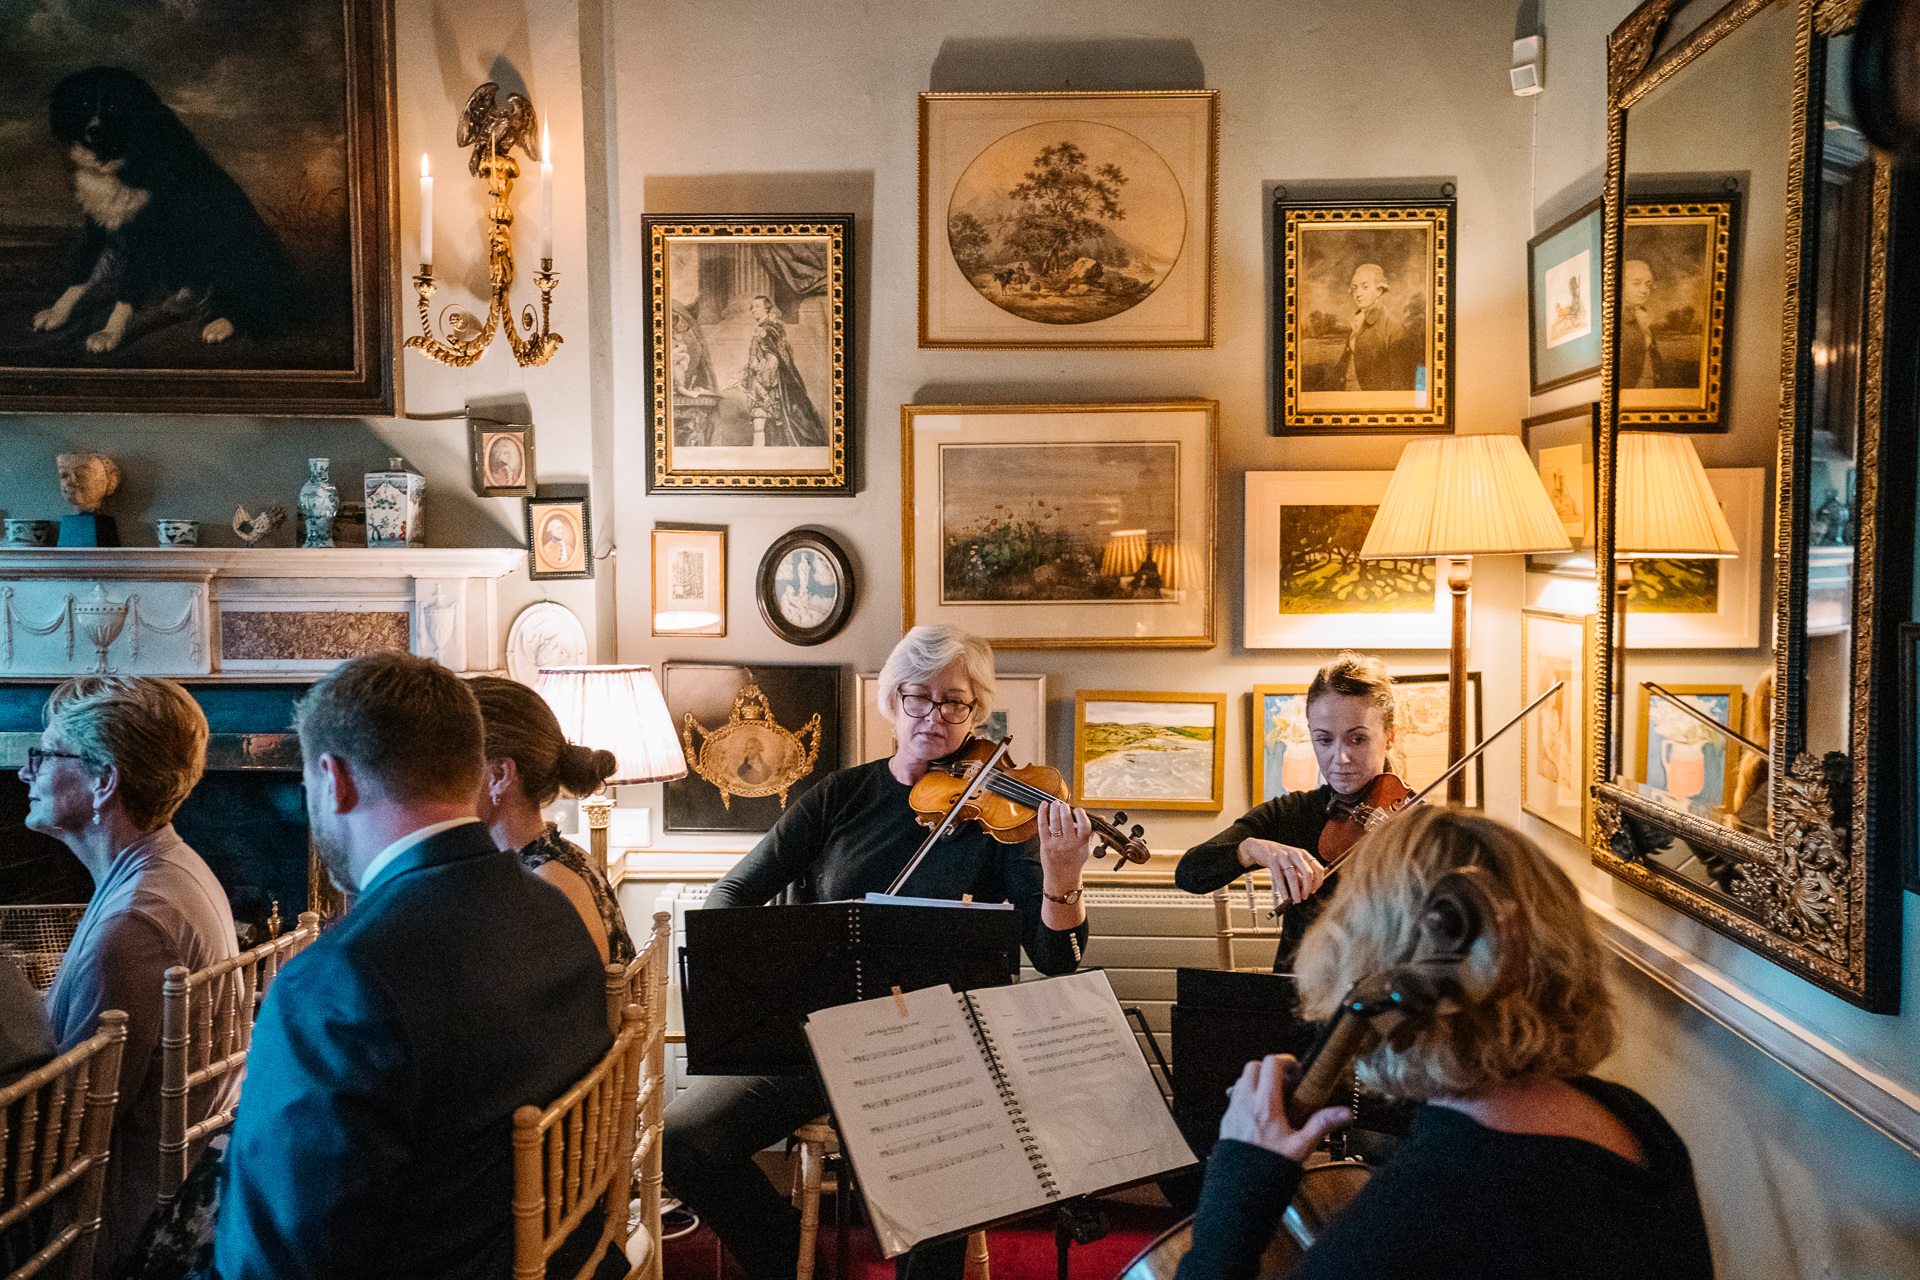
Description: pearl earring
xmin=92 ymin=804 xmax=102 ymax=826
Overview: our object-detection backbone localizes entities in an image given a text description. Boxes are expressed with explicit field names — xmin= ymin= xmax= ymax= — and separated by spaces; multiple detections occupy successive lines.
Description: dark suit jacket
xmin=211 ymin=822 xmax=619 ymax=1280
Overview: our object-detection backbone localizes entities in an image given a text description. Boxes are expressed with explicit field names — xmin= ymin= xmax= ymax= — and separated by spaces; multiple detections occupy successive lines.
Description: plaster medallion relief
xmin=505 ymin=601 xmax=589 ymax=685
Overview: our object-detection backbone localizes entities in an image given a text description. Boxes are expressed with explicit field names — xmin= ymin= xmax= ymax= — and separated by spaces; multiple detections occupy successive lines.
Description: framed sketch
xmin=1251 ymin=684 xmax=1314 ymax=804
xmin=1244 ymin=471 xmax=1456 ymax=649
xmin=756 ymin=527 xmax=855 ymax=646
xmin=918 ymin=91 xmax=1218 ymax=349
xmin=1624 ymin=468 xmax=1763 ymax=648
xmin=1273 ymin=197 xmax=1454 ymax=434
xmin=1528 ymin=198 xmax=1603 ymax=393
xmin=641 ymin=215 xmax=852 ymax=493
xmin=471 ymin=418 xmax=536 ymax=497
xmin=855 ymin=671 xmax=1047 ymax=766
xmin=0 ymin=0 xmax=394 ymax=415
xmin=903 ymin=402 xmax=1217 ymax=649
xmin=1074 ymin=690 xmax=1226 ymax=812
xmin=1388 ymin=673 xmax=1483 ymax=808
xmin=652 ymin=523 xmax=726 ymax=638
xmin=662 ymin=662 xmax=841 ymax=834
xmin=1618 ymin=197 xmax=1739 ymax=430
xmin=1522 ymin=403 xmax=1600 ymax=576
xmin=525 ymin=494 xmax=592 ymax=581
xmin=1636 ymin=683 xmax=1747 ymax=817
xmin=1520 ymin=609 xmax=1593 ymax=839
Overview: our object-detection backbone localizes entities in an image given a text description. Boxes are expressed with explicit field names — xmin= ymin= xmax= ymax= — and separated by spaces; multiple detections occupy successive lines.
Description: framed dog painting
xmin=0 ymin=0 xmax=395 ymax=415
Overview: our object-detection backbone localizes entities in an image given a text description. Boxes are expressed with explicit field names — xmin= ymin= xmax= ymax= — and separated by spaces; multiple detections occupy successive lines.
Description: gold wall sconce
xmin=406 ymin=83 xmax=562 ymax=368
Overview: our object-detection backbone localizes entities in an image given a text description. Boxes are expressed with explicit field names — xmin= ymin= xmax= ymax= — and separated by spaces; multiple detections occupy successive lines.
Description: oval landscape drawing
xmin=946 ymin=119 xmax=1186 ymax=326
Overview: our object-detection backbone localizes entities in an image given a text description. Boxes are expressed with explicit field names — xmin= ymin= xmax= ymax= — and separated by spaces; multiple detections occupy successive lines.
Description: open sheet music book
xmin=803 ymin=969 xmax=1194 ymax=1258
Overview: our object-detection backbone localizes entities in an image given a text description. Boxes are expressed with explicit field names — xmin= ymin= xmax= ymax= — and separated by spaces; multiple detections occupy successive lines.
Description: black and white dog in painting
xmin=33 ymin=66 xmax=299 ymax=353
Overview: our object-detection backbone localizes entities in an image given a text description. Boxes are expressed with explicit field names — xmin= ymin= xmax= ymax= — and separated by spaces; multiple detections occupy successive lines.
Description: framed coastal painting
xmin=1272 ymin=196 xmax=1454 ymax=434
xmin=855 ymin=672 xmax=1047 ymax=766
xmin=1251 ymin=684 xmax=1314 ymax=803
xmin=470 ymin=417 xmax=536 ymax=498
xmin=641 ymin=214 xmax=853 ymax=493
xmin=651 ymin=523 xmax=726 ymax=638
xmin=918 ymin=91 xmax=1218 ymax=348
xmin=1520 ymin=609 xmax=1592 ymax=839
xmin=1623 ymin=468 xmax=1763 ymax=648
xmin=525 ymin=494 xmax=592 ymax=581
xmin=756 ymin=527 xmax=855 ymax=646
xmin=902 ymin=402 xmax=1217 ymax=649
xmin=1635 ymin=683 xmax=1747 ymax=817
xmin=1244 ymin=471 xmax=1455 ymax=649
xmin=1522 ymin=403 xmax=1599 ymax=576
xmin=1527 ymin=198 xmax=1603 ymax=394
xmin=0 ymin=0 xmax=395 ymax=415
xmin=1618 ymin=197 xmax=1739 ymax=430
xmin=1074 ymin=690 xmax=1226 ymax=812
xmin=1388 ymin=673 xmax=1483 ymax=808
xmin=662 ymin=662 xmax=841 ymax=834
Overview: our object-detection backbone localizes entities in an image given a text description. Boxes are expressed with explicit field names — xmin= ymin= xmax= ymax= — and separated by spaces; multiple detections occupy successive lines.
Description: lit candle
xmin=540 ymin=120 xmax=554 ymax=263
xmin=419 ymin=154 xmax=433 ymax=268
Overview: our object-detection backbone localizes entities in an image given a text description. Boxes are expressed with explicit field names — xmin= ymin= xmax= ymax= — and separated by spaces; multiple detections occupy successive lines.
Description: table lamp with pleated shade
xmin=537 ymin=665 xmax=687 ymax=869
xmin=1359 ymin=434 xmax=1572 ymax=802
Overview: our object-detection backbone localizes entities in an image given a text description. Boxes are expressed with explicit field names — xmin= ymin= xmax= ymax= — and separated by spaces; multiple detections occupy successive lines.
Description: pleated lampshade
xmin=536 ymin=665 xmax=689 ymax=785
xmin=1359 ymin=434 xmax=1573 ymax=559
xmin=1614 ymin=432 xmax=1739 ymax=557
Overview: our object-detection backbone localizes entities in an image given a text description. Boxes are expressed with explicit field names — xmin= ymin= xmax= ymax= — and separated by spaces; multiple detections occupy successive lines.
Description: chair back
xmin=0 ymin=1010 xmax=129 ymax=1280
xmin=512 ymin=1003 xmax=648 ymax=1280
xmin=157 ymin=910 xmax=322 ymax=1206
xmin=1212 ymin=874 xmax=1285 ymax=971
xmin=602 ymin=911 xmax=670 ymax=1280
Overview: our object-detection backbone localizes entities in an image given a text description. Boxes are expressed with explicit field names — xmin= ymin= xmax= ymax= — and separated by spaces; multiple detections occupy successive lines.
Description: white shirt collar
xmin=358 ymin=818 xmax=483 ymax=892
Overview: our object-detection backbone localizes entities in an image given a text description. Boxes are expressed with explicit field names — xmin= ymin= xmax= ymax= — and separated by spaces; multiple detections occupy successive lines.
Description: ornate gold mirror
xmin=1593 ymin=0 xmax=1907 ymax=1010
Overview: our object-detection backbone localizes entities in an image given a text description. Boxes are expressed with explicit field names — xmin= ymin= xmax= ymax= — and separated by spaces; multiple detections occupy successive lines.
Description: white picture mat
xmin=855 ymin=673 xmax=1048 ymax=766
xmin=1243 ymin=470 xmax=1461 ymax=649
xmin=1520 ymin=609 xmax=1590 ymax=839
xmin=652 ymin=528 xmax=725 ymax=636
xmin=1624 ymin=467 xmax=1764 ymax=649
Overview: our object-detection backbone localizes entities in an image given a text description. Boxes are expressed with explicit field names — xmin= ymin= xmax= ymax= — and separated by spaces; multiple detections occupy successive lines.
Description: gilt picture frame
xmin=1272 ymin=196 xmax=1454 ymax=434
xmin=902 ymin=402 xmax=1217 ymax=649
xmin=1635 ymin=683 xmax=1747 ymax=818
xmin=1074 ymin=689 xmax=1226 ymax=812
xmin=641 ymin=214 xmax=853 ymax=493
xmin=1520 ymin=609 xmax=1593 ymax=840
xmin=1528 ymin=198 xmax=1604 ymax=394
xmin=1251 ymin=684 xmax=1313 ymax=804
xmin=662 ymin=661 xmax=841 ymax=834
xmin=0 ymin=0 xmax=395 ymax=415
xmin=651 ymin=523 xmax=726 ymax=638
xmin=1617 ymin=196 xmax=1740 ymax=431
xmin=918 ymin=91 xmax=1218 ymax=349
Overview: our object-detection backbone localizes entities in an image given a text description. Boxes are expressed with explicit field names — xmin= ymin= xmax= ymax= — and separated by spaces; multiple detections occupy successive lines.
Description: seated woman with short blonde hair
xmin=1176 ymin=807 xmax=1715 ymax=1279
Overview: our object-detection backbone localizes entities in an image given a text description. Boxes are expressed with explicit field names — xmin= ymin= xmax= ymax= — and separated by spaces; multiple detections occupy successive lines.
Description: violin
xmin=1317 ymin=771 xmax=1418 ymax=868
xmin=907 ymin=737 xmax=1152 ymax=867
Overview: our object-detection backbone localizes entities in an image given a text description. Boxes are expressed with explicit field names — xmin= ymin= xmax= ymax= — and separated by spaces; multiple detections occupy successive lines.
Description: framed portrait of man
xmin=469 ymin=418 xmax=536 ymax=497
xmin=641 ymin=214 xmax=853 ymax=494
xmin=1272 ymin=195 xmax=1455 ymax=435
xmin=525 ymin=494 xmax=592 ymax=581
xmin=1618 ymin=196 xmax=1739 ymax=430
xmin=0 ymin=0 xmax=395 ymax=415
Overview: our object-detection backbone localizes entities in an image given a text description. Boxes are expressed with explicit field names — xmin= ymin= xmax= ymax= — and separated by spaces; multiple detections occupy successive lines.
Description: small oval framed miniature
xmin=756 ymin=527 xmax=855 ymax=645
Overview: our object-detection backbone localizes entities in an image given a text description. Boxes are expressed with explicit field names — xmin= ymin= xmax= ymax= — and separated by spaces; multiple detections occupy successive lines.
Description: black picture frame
xmin=1528 ymin=197 xmax=1604 ymax=394
xmin=1271 ymin=194 xmax=1455 ymax=435
xmin=756 ymin=527 xmax=855 ymax=646
xmin=0 ymin=0 xmax=396 ymax=416
xmin=662 ymin=661 xmax=842 ymax=834
xmin=641 ymin=214 xmax=854 ymax=494
xmin=524 ymin=492 xmax=592 ymax=580
xmin=470 ymin=416 xmax=536 ymax=497
xmin=1521 ymin=402 xmax=1601 ymax=576
xmin=1901 ymin=622 xmax=1920 ymax=894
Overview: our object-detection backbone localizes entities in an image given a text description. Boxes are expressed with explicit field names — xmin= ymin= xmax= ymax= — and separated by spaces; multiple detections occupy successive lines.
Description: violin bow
xmin=884 ymin=735 xmax=1015 ymax=897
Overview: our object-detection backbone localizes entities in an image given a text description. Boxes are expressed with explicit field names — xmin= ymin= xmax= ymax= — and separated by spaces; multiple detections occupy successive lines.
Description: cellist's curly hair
xmin=1294 ymin=806 xmax=1615 ymax=1099
xmin=1306 ymin=650 xmax=1397 ymax=735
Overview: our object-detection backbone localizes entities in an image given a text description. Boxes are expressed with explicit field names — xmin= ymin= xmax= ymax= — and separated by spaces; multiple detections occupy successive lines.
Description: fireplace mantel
xmin=0 ymin=547 xmax=523 ymax=679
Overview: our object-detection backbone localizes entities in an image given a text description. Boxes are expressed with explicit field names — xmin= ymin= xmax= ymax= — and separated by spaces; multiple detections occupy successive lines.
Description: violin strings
xmin=982 ymin=774 xmax=1129 ymax=839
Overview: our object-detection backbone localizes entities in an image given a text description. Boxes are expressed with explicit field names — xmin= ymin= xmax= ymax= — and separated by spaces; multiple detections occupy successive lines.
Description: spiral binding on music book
xmin=849 ymin=904 xmax=864 ymax=999
xmin=961 ymin=992 xmax=1061 ymax=1200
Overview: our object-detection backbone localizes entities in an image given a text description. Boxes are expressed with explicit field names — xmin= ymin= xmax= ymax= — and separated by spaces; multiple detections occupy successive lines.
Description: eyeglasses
xmin=897 ymin=693 xmax=975 ymax=724
xmin=24 ymin=748 xmax=85 ymax=777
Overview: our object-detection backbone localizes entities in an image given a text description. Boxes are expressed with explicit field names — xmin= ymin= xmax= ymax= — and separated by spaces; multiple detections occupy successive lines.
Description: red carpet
xmin=664 ymin=1196 xmax=1179 ymax=1280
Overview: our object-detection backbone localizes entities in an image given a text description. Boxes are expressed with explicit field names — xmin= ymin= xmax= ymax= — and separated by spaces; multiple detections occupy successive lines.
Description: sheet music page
xmin=804 ymin=983 xmax=1042 ymax=1257
xmin=964 ymin=970 xmax=1195 ymax=1199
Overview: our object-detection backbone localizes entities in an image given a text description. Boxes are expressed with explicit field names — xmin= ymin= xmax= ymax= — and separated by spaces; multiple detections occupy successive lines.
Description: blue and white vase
xmin=365 ymin=457 xmax=426 ymax=548
xmin=298 ymin=458 xmax=339 ymax=549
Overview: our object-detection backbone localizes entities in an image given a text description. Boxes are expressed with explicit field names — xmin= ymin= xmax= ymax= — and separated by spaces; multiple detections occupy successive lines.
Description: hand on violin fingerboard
xmin=1237 ymin=837 xmax=1326 ymax=905
xmin=1036 ymin=799 xmax=1095 ymax=928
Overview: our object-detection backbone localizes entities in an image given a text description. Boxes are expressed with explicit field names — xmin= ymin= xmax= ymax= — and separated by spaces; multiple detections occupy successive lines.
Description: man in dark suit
xmin=211 ymin=653 xmax=625 ymax=1280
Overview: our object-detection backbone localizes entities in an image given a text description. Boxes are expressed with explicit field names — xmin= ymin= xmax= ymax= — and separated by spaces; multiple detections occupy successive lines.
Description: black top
xmin=708 ymin=755 xmax=1089 ymax=975
xmin=1175 ymin=1077 xmax=1715 ymax=1280
xmin=518 ymin=824 xmax=637 ymax=965
xmin=1175 ymin=788 xmax=1335 ymax=971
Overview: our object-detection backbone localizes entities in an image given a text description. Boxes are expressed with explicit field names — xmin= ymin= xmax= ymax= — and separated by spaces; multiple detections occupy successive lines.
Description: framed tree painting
xmin=919 ymin=91 xmax=1218 ymax=348
xmin=1244 ymin=471 xmax=1455 ymax=649
xmin=1623 ymin=468 xmax=1763 ymax=648
xmin=662 ymin=662 xmax=841 ymax=834
xmin=1618 ymin=196 xmax=1739 ymax=430
xmin=1520 ymin=609 xmax=1593 ymax=839
xmin=902 ymin=402 xmax=1217 ymax=649
xmin=1528 ymin=198 xmax=1603 ymax=393
xmin=641 ymin=215 xmax=853 ymax=493
xmin=0 ymin=0 xmax=395 ymax=415
xmin=1272 ymin=196 xmax=1454 ymax=434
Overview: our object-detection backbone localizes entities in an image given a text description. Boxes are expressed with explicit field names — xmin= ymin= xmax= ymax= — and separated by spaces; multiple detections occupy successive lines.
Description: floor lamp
xmin=536 ymin=665 xmax=689 ymax=873
xmin=1611 ymin=433 xmax=1739 ymax=780
xmin=1359 ymin=435 xmax=1572 ymax=804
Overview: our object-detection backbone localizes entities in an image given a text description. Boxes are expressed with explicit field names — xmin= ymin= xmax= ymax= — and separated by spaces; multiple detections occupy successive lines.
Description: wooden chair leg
xmin=963 ymin=1228 xmax=991 ymax=1280
xmin=795 ymin=1133 xmax=824 ymax=1280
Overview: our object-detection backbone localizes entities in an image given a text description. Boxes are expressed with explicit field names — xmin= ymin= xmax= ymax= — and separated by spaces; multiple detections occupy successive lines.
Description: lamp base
xmin=1447 ymin=559 xmax=1472 ymax=805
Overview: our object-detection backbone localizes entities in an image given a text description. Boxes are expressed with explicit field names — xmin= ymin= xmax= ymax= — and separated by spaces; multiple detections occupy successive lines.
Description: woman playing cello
xmin=1176 ymin=651 xmax=1400 ymax=972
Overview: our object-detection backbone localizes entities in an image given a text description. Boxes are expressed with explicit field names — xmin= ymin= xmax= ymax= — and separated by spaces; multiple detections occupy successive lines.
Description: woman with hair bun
xmin=469 ymin=676 xmax=635 ymax=966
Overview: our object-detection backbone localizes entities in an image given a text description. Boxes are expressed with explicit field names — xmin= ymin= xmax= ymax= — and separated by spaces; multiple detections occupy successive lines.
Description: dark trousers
xmin=662 ymin=1073 xmax=967 ymax=1280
